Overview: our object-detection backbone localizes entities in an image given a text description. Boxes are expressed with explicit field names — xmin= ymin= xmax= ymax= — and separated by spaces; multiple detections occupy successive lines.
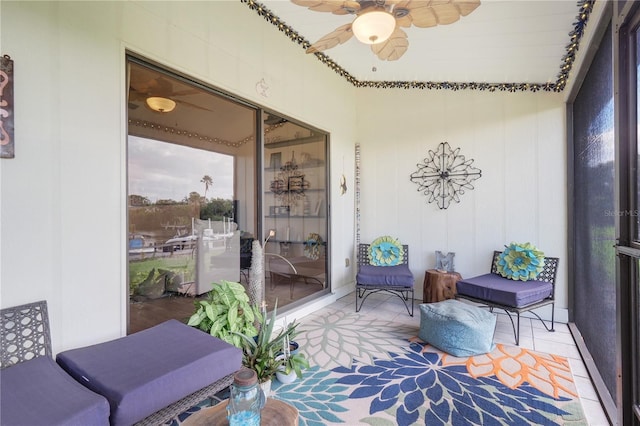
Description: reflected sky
xmin=128 ymin=136 xmax=234 ymax=202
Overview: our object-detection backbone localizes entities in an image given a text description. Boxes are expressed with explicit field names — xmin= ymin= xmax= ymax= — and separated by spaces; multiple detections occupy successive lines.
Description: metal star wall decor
xmin=410 ymin=142 xmax=481 ymax=209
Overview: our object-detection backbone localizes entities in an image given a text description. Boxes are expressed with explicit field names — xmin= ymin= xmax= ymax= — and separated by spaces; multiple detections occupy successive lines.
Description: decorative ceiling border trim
xmin=128 ymin=119 xmax=254 ymax=148
xmin=241 ymin=0 xmax=595 ymax=93
xmin=128 ymin=119 xmax=287 ymax=150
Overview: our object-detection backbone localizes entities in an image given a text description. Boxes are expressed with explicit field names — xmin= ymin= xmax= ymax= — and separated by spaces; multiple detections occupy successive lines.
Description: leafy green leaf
xmin=187 ymin=310 xmax=205 ymax=326
xmin=205 ymin=304 xmax=216 ymax=321
xmin=228 ymin=301 xmax=239 ymax=325
xmin=209 ymin=320 xmax=223 ymax=337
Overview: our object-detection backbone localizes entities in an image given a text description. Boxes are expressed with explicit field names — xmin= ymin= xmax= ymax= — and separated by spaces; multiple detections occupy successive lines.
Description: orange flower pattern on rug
xmin=409 ymin=337 xmax=578 ymax=400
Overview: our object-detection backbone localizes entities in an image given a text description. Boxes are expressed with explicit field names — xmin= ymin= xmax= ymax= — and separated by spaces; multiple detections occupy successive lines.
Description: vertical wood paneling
xmin=357 ymin=89 xmax=566 ymax=305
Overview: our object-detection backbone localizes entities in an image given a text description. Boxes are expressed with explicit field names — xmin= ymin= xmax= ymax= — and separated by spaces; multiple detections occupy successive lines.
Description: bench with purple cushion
xmin=356 ymin=244 xmax=415 ymax=316
xmin=1 ymin=356 xmax=110 ymax=425
xmin=456 ymin=251 xmax=559 ymax=345
xmin=1 ymin=300 xmax=111 ymax=426
xmin=1 ymin=300 xmax=242 ymax=426
xmin=56 ymin=319 xmax=242 ymax=426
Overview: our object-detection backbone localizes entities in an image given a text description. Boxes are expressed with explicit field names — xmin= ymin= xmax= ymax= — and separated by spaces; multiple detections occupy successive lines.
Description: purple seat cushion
xmin=457 ymin=273 xmax=553 ymax=308
xmin=0 ymin=356 xmax=110 ymax=426
xmin=357 ymin=264 xmax=414 ymax=288
xmin=56 ymin=319 xmax=242 ymax=426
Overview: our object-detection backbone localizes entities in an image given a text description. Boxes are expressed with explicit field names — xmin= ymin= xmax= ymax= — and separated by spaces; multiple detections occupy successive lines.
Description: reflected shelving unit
xmin=263 ymin=121 xmax=329 ymax=306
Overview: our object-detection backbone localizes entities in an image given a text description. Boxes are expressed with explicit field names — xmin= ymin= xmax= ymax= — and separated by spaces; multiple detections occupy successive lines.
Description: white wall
xmin=356 ymin=89 xmax=568 ymax=321
xmin=0 ymin=1 xmax=568 ymax=352
xmin=0 ymin=0 xmax=357 ymax=353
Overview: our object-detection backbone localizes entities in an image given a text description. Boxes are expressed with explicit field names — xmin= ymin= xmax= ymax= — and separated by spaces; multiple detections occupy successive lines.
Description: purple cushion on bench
xmin=1 ymin=356 xmax=110 ymax=426
xmin=456 ymin=273 xmax=553 ymax=308
xmin=56 ymin=319 xmax=241 ymax=426
xmin=357 ymin=264 xmax=414 ymax=288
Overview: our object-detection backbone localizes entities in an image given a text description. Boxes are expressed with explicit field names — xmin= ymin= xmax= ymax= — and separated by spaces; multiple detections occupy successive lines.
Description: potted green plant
xmin=231 ymin=301 xmax=308 ymax=390
xmin=275 ymin=350 xmax=309 ymax=384
xmin=187 ymin=280 xmax=262 ymax=348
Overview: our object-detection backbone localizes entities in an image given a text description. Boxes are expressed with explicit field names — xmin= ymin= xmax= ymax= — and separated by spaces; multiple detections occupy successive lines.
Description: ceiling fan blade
xmin=404 ymin=0 xmax=480 ymax=28
xmin=404 ymin=2 xmax=438 ymax=28
xmin=390 ymin=0 xmax=414 ymax=27
xmin=129 ymin=87 xmax=145 ymax=102
xmin=371 ymin=28 xmax=409 ymax=61
xmin=430 ymin=1 xmax=463 ymax=25
xmin=306 ymin=23 xmax=354 ymax=54
xmin=130 ymin=76 xmax=193 ymax=98
xmin=456 ymin=0 xmax=481 ymax=17
xmin=172 ymin=88 xmax=201 ymax=97
xmin=393 ymin=12 xmax=414 ymax=28
xmin=176 ymin=99 xmax=212 ymax=112
xmin=291 ymin=0 xmax=360 ymax=15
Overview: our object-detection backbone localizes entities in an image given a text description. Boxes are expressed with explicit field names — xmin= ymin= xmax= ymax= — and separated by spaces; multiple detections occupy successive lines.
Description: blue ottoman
xmin=419 ymin=300 xmax=496 ymax=357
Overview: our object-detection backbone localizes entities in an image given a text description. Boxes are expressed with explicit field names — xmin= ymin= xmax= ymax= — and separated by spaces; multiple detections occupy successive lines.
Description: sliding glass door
xmin=615 ymin=3 xmax=640 ymax=423
xmin=262 ymin=112 xmax=329 ymax=310
xmin=125 ymin=56 xmax=330 ymax=333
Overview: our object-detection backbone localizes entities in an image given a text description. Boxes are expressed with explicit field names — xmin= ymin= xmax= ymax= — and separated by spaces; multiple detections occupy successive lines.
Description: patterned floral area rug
xmin=174 ymin=308 xmax=587 ymax=426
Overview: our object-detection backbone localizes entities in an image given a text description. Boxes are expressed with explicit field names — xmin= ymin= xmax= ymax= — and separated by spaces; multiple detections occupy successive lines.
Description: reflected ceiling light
xmin=351 ymin=9 xmax=395 ymax=45
xmin=146 ymin=96 xmax=176 ymax=113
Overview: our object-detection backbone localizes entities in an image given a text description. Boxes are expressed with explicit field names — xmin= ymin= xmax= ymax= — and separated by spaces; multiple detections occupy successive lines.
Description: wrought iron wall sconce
xmin=410 ymin=142 xmax=481 ymax=209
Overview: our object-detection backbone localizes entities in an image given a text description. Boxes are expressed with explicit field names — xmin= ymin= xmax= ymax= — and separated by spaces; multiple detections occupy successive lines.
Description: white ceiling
xmin=127 ymin=1 xmax=595 ymax=146
xmin=254 ymin=0 xmax=592 ymax=90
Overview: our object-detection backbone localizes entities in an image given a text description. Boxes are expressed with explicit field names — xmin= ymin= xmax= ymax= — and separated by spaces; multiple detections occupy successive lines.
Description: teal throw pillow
xmin=496 ymin=242 xmax=544 ymax=281
xmin=368 ymin=236 xmax=404 ymax=266
xmin=304 ymin=233 xmax=323 ymax=260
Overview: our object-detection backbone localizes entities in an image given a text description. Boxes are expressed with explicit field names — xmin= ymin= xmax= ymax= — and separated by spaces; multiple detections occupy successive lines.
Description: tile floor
xmin=327 ymin=291 xmax=611 ymax=426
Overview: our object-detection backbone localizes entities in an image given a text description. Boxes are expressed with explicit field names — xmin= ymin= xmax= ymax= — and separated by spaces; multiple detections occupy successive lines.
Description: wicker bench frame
xmin=0 ymin=300 xmax=232 ymax=425
xmin=356 ymin=244 xmax=414 ymax=316
xmin=456 ymin=251 xmax=560 ymax=345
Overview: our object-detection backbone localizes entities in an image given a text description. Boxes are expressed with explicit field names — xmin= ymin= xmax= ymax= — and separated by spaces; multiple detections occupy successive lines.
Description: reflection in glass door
xmin=126 ymin=57 xmax=330 ymax=332
xmin=262 ymin=112 xmax=330 ymax=311
xmin=126 ymin=57 xmax=257 ymax=333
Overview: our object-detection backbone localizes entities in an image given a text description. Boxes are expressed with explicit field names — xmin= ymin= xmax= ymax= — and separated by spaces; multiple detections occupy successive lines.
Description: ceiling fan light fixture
xmin=352 ymin=10 xmax=395 ymax=45
xmin=146 ymin=96 xmax=176 ymax=113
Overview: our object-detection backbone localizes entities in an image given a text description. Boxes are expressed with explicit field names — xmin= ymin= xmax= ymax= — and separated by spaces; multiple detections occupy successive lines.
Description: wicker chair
xmin=1 ymin=300 xmax=53 ymax=367
xmin=356 ymin=243 xmax=415 ymax=316
xmin=456 ymin=251 xmax=560 ymax=345
xmin=1 ymin=300 xmax=237 ymax=426
xmin=1 ymin=300 xmax=111 ymax=425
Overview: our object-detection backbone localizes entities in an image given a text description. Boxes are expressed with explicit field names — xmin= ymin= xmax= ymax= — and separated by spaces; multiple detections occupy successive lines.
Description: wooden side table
xmin=182 ymin=397 xmax=299 ymax=426
xmin=423 ymin=269 xmax=462 ymax=303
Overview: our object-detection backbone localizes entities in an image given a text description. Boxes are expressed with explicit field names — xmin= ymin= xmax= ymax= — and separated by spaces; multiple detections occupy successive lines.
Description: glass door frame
xmin=613 ymin=2 xmax=640 ymax=424
xmin=125 ymin=53 xmax=332 ymax=330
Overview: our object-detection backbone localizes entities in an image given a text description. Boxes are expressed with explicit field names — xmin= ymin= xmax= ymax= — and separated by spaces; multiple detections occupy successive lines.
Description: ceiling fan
xmin=264 ymin=113 xmax=288 ymax=125
xmin=128 ymin=75 xmax=209 ymax=113
xmin=291 ymin=0 xmax=481 ymax=61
